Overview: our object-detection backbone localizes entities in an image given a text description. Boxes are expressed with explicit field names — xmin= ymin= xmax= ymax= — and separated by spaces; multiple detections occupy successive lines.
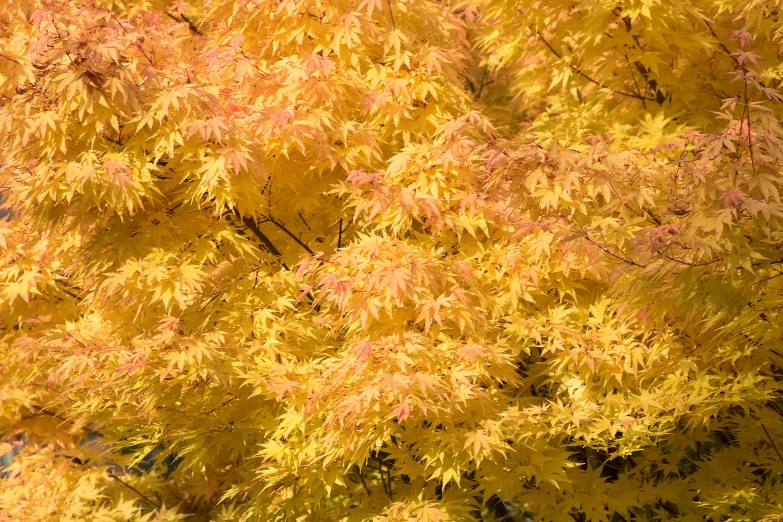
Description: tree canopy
xmin=2 ymin=0 xmax=783 ymax=521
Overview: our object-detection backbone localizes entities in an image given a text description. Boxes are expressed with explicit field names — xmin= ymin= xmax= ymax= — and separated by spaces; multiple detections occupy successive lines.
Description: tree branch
xmin=476 ymin=65 xmax=489 ymax=99
xmin=165 ymin=12 xmax=202 ymax=35
xmin=537 ymin=31 xmax=655 ymax=102
xmin=337 ymin=218 xmax=343 ymax=250
xmin=761 ymin=424 xmax=783 ymax=464
xmin=385 ymin=0 xmax=396 ymax=30
xmin=108 ymin=471 xmax=163 ymax=510
xmin=702 ymin=19 xmax=740 ymax=66
xmin=266 ymin=216 xmax=315 ymax=256
xmin=575 ymin=224 xmax=647 ymax=268
xmin=0 ymin=52 xmax=20 ymax=64
xmin=355 ymin=465 xmax=372 ymax=496
xmin=233 ymin=215 xmax=282 ymax=258
xmin=23 ymin=406 xmax=103 ymax=438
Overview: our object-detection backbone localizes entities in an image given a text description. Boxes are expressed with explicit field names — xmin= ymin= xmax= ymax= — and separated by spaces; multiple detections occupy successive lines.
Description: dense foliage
xmin=2 ymin=0 xmax=783 ymax=520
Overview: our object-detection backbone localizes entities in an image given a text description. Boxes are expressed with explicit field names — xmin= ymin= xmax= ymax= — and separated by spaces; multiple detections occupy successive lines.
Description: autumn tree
xmin=2 ymin=0 xmax=783 ymax=520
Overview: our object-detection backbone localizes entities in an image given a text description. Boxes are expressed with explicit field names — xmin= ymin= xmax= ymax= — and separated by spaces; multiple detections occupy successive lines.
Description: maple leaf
xmin=2 ymin=1 xmax=783 ymax=521
xmin=393 ymin=402 xmax=412 ymax=423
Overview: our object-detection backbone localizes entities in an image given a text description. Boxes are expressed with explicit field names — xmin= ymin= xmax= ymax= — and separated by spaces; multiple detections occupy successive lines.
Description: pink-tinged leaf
xmin=116 ymin=359 xmax=145 ymax=374
xmin=157 ymin=315 xmax=180 ymax=332
xmin=457 ymin=343 xmax=485 ymax=362
xmin=296 ymin=285 xmax=314 ymax=304
xmin=353 ymin=340 xmax=373 ymax=362
xmin=393 ymin=402 xmax=412 ymax=422
xmin=30 ymin=9 xmax=49 ymax=26
xmin=721 ymin=187 xmax=744 ymax=208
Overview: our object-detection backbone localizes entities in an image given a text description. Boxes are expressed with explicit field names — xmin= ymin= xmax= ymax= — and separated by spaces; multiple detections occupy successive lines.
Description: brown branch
xmin=297 ymin=212 xmax=312 ymax=232
xmin=662 ymin=253 xmax=723 ymax=267
xmin=54 ymin=276 xmax=84 ymax=301
xmin=387 ymin=464 xmax=393 ymax=500
xmin=40 ymin=319 xmax=89 ymax=350
xmin=374 ymin=459 xmax=391 ymax=499
xmin=761 ymin=424 xmax=783 ymax=464
xmin=165 ymin=12 xmax=202 ymax=35
xmin=106 ymin=10 xmax=155 ymax=64
xmin=29 ymin=382 xmax=77 ymax=403
xmin=752 ymin=270 xmax=783 ymax=287
xmin=476 ymin=65 xmax=489 ymax=99
xmin=463 ymin=75 xmax=476 ymax=95
xmin=742 ymin=64 xmax=756 ymax=172
xmin=238 ymin=49 xmax=269 ymax=78
xmin=356 ymin=465 xmax=372 ymax=496
xmin=768 ymin=401 xmax=783 ymax=418
xmin=205 ymin=396 xmax=235 ymax=416
xmin=236 ymin=215 xmax=282 ymax=258
xmin=752 ymin=257 xmax=783 ymax=268
xmin=614 ymin=15 xmax=667 ymax=105
xmin=23 ymin=406 xmax=102 ymax=438
xmin=109 ymin=471 xmax=162 ymax=510
xmin=267 ymin=216 xmax=315 ymax=256
xmin=337 ymin=218 xmax=343 ymax=250
xmin=622 ymin=55 xmax=646 ymax=105
xmin=576 ymin=225 xmax=647 ymax=268
xmin=51 ymin=24 xmax=76 ymax=66
xmin=702 ymin=19 xmax=740 ymax=66
xmin=0 ymin=52 xmax=20 ymax=64
xmin=537 ymin=31 xmax=654 ymax=101
xmin=386 ymin=0 xmax=396 ymax=30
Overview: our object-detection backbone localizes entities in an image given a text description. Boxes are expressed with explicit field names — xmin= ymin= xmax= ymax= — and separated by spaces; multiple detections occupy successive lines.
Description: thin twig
xmin=537 ymin=31 xmax=654 ymax=101
xmin=761 ymin=424 xmax=783 ymax=464
xmin=768 ymin=401 xmax=783 ymax=418
xmin=357 ymin=465 xmax=371 ymax=496
xmin=752 ymin=270 xmax=783 ymax=287
xmin=387 ymin=464 xmax=393 ymax=500
xmin=386 ymin=0 xmax=396 ymax=30
xmin=24 ymin=406 xmax=103 ymax=438
xmin=742 ymin=66 xmax=756 ymax=172
xmin=576 ymin=225 xmax=646 ymax=268
xmin=476 ymin=65 xmax=489 ymax=98
xmin=51 ymin=24 xmax=76 ymax=66
xmin=180 ymin=14 xmax=201 ymax=35
xmin=238 ymin=49 xmax=269 ymax=78
xmin=372 ymin=458 xmax=392 ymax=499
xmin=622 ymin=55 xmax=645 ymax=104
xmin=267 ymin=216 xmax=315 ymax=255
xmin=42 ymin=319 xmax=89 ymax=349
xmin=109 ymin=471 xmax=163 ymax=510
xmin=164 ymin=12 xmax=202 ymax=35
xmin=702 ymin=19 xmax=740 ymax=66
xmin=337 ymin=218 xmax=343 ymax=250
xmin=29 ymin=382 xmax=78 ymax=403
xmin=205 ymin=395 xmax=235 ymax=415
xmin=297 ymin=212 xmax=312 ymax=232
xmin=615 ymin=15 xmax=667 ymax=105
xmin=0 ymin=52 xmax=20 ymax=64
xmin=238 ymin=216 xmax=282 ymax=257
xmin=107 ymin=10 xmax=155 ymax=64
